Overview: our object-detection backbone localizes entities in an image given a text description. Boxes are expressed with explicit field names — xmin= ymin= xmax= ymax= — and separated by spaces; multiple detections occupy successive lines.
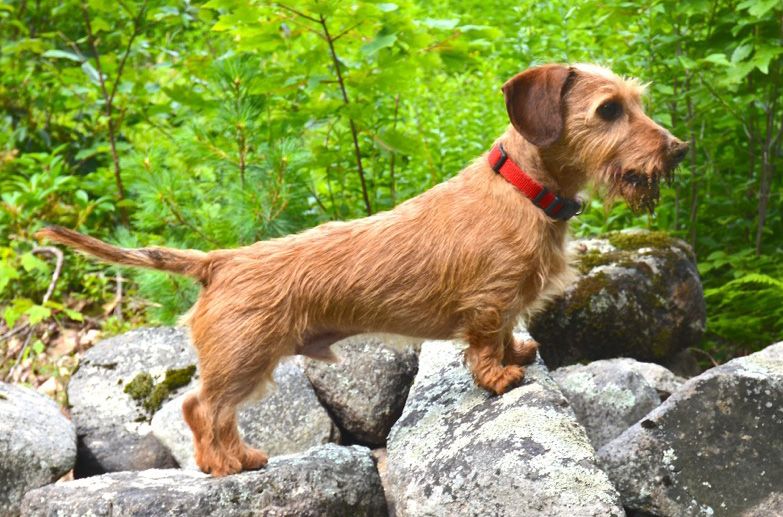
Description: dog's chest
xmin=516 ymin=233 xmax=574 ymax=318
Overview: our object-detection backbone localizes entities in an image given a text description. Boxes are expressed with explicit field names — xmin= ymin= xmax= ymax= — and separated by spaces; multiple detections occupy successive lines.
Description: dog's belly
xmin=297 ymin=331 xmax=427 ymax=361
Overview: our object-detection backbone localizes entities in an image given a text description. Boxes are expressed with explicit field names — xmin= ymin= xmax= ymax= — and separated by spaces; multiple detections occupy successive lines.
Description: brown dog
xmin=39 ymin=63 xmax=687 ymax=476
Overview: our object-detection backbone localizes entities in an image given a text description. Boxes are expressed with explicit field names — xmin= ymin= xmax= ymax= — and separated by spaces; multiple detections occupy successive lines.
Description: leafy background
xmin=1 ymin=0 xmax=782 ymax=402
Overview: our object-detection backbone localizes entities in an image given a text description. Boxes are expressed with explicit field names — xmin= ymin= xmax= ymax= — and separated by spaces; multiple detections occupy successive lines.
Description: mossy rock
xmin=67 ymin=327 xmax=197 ymax=476
xmin=529 ymin=230 xmax=705 ymax=368
xmin=124 ymin=365 xmax=197 ymax=415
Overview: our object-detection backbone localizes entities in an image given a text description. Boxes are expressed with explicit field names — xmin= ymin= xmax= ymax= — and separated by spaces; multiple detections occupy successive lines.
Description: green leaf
xmin=81 ymin=61 xmax=101 ymax=85
xmin=422 ymin=18 xmax=460 ymax=30
xmin=32 ymin=339 xmax=45 ymax=355
xmin=91 ymin=16 xmax=112 ymax=33
xmin=655 ymin=112 xmax=672 ymax=127
xmin=20 ymin=253 xmax=49 ymax=273
xmin=751 ymin=45 xmax=783 ymax=74
xmin=731 ymin=43 xmax=752 ymax=63
xmin=703 ymin=53 xmax=729 ymax=66
xmin=25 ymin=304 xmax=52 ymax=325
xmin=64 ymin=308 xmax=84 ymax=322
xmin=726 ymin=61 xmax=755 ymax=83
xmin=75 ymin=189 xmax=89 ymax=204
xmin=42 ymin=49 xmax=82 ymax=62
xmin=677 ymin=55 xmax=697 ymax=69
xmin=373 ymin=128 xmax=420 ymax=156
xmin=738 ymin=0 xmax=781 ymax=18
xmin=361 ymin=34 xmax=397 ymax=55
xmin=0 ymin=262 xmax=20 ymax=293
xmin=4 ymin=298 xmax=33 ymax=329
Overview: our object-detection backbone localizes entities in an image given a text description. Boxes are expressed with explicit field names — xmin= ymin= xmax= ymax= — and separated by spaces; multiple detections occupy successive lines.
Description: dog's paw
xmin=505 ymin=338 xmax=539 ymax=366
xmin=242 ymin=447 xmax=269 ymax=470
xmin=198 ymin=453 xmax=243 ymax=477
xmin=481 ymin=364 xmax=526 ymax=395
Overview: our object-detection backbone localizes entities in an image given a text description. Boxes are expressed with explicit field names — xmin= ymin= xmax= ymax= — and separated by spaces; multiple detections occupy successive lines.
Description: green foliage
xmin=1 ymin=0 xmax=782 ymax=364
xmin=0 ymin=246 xmax=83 ymax=329
xmin=699 ymin=251 xmax=783 ymax=360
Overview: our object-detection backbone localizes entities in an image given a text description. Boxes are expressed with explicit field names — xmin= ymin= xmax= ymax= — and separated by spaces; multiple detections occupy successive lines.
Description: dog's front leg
xmin=502 ymin=331 xmax=539 ymax=366
xmin=464 ymin=330 xmax=526 ymax=395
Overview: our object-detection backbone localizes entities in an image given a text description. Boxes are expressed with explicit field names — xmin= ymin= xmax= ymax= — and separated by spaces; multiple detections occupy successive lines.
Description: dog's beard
xmin=607 ymin=163 xmax=676 ymax=215
xmin=615 ymin=173 xmax=660 ymax=214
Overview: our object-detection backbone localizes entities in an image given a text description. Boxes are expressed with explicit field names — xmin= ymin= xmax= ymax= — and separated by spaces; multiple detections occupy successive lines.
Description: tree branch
xmin=319 ymin=14 xmax=372 ymax=215
xmin=82 ymin=3 xmax=130 ymax=225
xmin=5 ymin=246 xmax=64 ymax=381
xmin=332 ymin=21 xmax=362 ymax=42
xmin=108 ymin=0 xmax=147 ymax=109
xmin=697 ymin=74 xmax=750 ymax=136
xmin=33 ymin=246 xmax=64 ymax=305
xmin=162 ymin=196 xmax=220 ymax=247
xmin=277 ymin=3 xmax=321 ymax=23
xmin=389 ymin=94 xmax=400 ymax=206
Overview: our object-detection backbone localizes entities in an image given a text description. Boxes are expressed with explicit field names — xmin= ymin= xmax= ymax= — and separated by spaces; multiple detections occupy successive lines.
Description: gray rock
xmin=386 ymin=340 xmax=625 ymax=517
xmin=598 ymin=342 xmax=783 ymax=516
xmin=0 ymin=383 xmax=76 ymax=516
xmin=529 ymin=231 xmax=705 ymax=368
xmin=20 ymin=444 xmax=387 ymax=516
xmin=662 ymin=348 xmax=703 ymax=379
xmin=304 ymin=336 xmax=418 ymax=445
xmin=67 ymin=327 xmax=198 ymax=476
xmin=552 ymin=360 xmax=661 ymax=449
xmin=617 ymin=358 xmax=687 ymax=401
xmin=151 ymin=360 xmax=340 ymax=469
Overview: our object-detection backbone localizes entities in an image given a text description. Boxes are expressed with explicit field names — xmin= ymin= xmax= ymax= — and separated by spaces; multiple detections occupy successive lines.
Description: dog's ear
xmin=502 ymin=65 xmax=573 ymax=147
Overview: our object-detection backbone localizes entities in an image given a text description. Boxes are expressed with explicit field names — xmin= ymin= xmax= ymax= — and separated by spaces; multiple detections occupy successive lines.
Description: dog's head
xmin=503 ymin=63 xmax=688 ymax=213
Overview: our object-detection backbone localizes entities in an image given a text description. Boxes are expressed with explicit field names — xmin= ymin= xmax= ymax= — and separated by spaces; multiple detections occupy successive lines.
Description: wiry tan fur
xmin=38 ymin=63 xmax=687 ymax=476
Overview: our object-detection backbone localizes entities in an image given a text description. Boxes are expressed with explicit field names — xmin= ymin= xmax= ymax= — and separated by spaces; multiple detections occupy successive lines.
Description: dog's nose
xmin=669 ymin=139 xmax=689 ymax=165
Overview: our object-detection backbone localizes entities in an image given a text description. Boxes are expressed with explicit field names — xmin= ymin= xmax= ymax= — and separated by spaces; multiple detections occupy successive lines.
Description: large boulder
xmin=529 ymin=231 xmax=705 ymax=368
xmin=67 ymin=327 xmax=198 ymax=477
xmin=151 ymin=360 xmax=340 ymax=469
xmin=303 ymin=336 xmax=418 ymax=445
xmin=0 ymin=382 xmax=76 ymax=516
xmin=386 ymin=340 xmax=624 ymax=517
xmin=552 ymin=359 xmax=662 ymax=449
xmin=20 ymin=444 xmax=387 ymax=516
xmin=611 ymin=357 xmax=687 ymax=401
xmin=598 ymin=342 xmax=783 ymax=516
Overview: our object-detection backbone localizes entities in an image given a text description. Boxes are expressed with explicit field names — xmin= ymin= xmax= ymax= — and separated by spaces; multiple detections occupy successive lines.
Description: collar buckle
xmin=490 ymin=143 xmax=509 ymax=173
xmin=552 ymin=197 xmax=583 ymax=221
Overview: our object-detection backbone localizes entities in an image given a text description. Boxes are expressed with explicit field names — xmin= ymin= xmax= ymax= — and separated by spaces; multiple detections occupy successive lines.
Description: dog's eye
xmin=597 ymin=101 xmax=623 ymax=121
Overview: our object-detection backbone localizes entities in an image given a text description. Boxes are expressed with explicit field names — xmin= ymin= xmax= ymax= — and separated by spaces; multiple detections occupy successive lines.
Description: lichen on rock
xmin=598 ymin=341 xmax=783 ymax=516
xmin=386 ymin=340 xmax=624 ymax=516
xmin=552 ymin=359 xmax=663 ymax=449
xmin=20 ymin=444 xmax=387 ymax=517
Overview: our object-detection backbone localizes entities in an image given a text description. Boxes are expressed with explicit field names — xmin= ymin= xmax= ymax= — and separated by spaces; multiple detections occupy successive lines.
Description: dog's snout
xmin=668 ymin=139 xmax=689 ymax=165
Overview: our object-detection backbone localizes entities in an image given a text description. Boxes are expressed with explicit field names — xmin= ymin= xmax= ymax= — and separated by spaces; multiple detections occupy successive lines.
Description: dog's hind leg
xmin=182 ymin=332 xmax=283 ymax=476
xmin=183 ymin=366 xmax=273 ymax=476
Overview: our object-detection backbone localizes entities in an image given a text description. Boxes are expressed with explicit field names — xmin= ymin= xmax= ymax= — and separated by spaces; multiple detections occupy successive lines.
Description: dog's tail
xmin=37 ymin=225 xmax=210 ymax=284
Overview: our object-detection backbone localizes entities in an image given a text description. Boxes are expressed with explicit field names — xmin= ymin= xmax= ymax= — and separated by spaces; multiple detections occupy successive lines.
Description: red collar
xmin=487 ymin=143 xmax=582 ymax=221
